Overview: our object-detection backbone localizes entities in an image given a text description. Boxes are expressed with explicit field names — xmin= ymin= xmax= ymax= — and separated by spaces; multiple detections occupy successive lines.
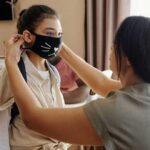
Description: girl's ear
xmin=22 ymin=30 xmax=34 ymax=43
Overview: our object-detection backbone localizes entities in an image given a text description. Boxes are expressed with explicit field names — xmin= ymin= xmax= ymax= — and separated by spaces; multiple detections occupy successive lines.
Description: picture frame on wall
xmin=0 ymin=0 xmax=14 ymax=20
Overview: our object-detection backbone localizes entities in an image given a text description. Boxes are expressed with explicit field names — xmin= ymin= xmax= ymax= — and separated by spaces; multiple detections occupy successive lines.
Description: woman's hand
xmin=4 ymin=34 xmax=24 ymax=65
xmin=58 ymin=42 xmax=67 ymax=57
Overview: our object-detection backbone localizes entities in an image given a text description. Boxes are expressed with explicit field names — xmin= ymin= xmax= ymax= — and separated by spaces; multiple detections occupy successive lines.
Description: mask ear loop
xmin=20 ymin=42 xmax=30 ymax=50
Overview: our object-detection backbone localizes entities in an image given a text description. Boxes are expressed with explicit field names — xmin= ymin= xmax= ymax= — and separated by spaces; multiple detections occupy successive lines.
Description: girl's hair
xmin=114 ymin=16 xmax=150 ymax=83
xmin=17 ymin=5 xmax=59 ymax=34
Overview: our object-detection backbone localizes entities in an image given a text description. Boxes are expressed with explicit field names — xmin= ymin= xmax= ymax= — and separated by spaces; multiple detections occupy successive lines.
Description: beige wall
xmin=0 ymin=0 xmax=85 ymax=57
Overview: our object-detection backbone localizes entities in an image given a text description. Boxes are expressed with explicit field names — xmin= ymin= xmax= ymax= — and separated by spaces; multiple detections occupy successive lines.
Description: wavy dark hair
xmin=114 ymin=16 xmax=150 ymax=82
xmin=17 ymin=5 xmax=59 ymax=34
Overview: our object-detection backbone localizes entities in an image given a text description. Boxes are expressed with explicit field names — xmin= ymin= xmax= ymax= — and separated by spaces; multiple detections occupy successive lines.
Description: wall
xmin=0 ymin=0 xmax=85 ymax=58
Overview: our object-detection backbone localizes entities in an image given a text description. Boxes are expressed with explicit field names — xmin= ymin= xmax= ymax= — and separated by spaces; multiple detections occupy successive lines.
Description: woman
xmin=5 ymin=16 xmax=150 ymax=150
xmin=0 ymin=4 xmax=68 ymax=150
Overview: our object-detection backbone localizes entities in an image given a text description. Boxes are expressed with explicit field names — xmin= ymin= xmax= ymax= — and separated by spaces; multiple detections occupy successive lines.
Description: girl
xmin=1 ymin=5 xmax=67 ymax=150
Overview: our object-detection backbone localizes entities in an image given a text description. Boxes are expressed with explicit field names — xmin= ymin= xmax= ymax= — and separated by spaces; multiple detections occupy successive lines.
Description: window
xmin=130 ymin=0 xmax=150 ymax=17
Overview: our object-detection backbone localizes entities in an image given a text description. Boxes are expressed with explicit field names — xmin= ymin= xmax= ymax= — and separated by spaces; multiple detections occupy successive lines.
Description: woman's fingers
xmin=7 ymin=34 xmax=22 ymax=44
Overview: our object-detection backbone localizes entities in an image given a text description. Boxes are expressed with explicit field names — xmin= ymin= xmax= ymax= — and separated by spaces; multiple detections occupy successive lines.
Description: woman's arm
xmin=59 ymin=43 xmax=121 ymax=96
xmin=5 ymin=35 xmax=102 ymax=145
xmin=63 ymin=85 xmax=90 ymax=104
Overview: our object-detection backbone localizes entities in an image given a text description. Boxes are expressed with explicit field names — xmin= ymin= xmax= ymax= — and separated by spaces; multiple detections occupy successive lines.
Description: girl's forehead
xmin=36 ymin=18 xmax=62 ymax=30
xmin=35 ymin=18 xmax=62 ymax=32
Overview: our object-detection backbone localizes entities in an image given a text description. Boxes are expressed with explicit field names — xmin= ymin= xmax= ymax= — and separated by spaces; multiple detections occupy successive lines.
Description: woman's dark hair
xmin=114 ymin=16 xmax=150 ymax=83
xmin=17 ymin=5 xmax=59 ymax=34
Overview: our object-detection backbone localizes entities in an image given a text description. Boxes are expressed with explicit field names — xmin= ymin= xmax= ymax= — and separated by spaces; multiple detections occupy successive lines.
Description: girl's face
xmin=23 ymin=17 xmax=63 ymax=59
xmin=23 ymin=17 xmax=63 ymax=46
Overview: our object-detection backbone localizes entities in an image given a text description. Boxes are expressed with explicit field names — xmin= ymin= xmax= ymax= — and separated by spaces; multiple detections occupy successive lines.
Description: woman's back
xmin=84 ymin=83 xmax=150 ymax=150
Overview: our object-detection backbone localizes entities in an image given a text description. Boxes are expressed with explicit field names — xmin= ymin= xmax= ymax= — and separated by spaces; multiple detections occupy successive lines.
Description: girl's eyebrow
xmin=45 ymin=27 xmax=55 ymax=31
xmin=45 ymin=27 xmax=63 ymax=33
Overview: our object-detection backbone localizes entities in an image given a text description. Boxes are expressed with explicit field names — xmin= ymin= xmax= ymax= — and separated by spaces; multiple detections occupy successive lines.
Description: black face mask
xmin=30 ymin=32 xmax=62 ymax=59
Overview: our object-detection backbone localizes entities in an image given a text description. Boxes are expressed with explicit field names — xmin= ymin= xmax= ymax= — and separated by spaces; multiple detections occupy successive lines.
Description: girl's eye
xmin=46 ymin=32 xmax=55 ymax=36
xmin=46 ymin=32 xmax=63 ymax=37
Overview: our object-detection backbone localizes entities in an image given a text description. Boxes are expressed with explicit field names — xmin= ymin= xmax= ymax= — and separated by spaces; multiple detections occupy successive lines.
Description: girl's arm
xmin=59 ymin=43 xmax=121 ymax=97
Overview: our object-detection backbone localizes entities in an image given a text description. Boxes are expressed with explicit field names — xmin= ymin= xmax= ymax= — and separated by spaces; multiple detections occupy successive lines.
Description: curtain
xmin=84 ymin=1 xmax=131 ymax=149
xmin=85 ymin=0 xmax=131 ymax=70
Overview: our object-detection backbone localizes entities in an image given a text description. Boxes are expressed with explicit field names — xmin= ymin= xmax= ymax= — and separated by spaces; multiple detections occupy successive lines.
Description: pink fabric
xmin=55 ymin=59 xmax=79 ymax=92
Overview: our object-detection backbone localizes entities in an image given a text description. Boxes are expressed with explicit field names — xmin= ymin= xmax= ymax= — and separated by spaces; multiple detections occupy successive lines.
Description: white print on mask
xmin=54 ymin=47 xmax=59 ymax=52
xmin=41 ymin=42 xmax=51 ymax=52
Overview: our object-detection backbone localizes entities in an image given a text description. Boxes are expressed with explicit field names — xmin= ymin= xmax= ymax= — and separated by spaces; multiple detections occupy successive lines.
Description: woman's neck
xmin=26 ymin=51 xmax=47 ymax=71
xmin=120 ymin=68 xmax=144 ymax=88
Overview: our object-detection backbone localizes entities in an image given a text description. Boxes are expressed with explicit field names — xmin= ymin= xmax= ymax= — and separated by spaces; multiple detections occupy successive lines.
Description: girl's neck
xmin=26 ymin=51 xmax=47 ymax=71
